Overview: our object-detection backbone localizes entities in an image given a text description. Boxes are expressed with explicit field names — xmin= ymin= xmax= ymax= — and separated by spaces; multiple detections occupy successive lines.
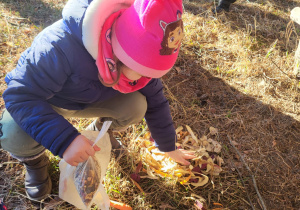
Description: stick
xmin=270 ymin=58 xmax=292 ymax=80
xmin=130 ymin=178 xmax=145 ymax=194
xmin=227 ymin=135 xmax=268 ymax=210
xmin=222 ymin=143 xmax=255 ymax=209
xmin=228 ymin=157 xmax=255 ymax=209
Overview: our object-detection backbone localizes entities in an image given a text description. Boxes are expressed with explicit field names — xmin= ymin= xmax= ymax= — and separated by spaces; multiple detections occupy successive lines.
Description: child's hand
xmin=166 ymin=149 xmax=196 ymax=165
xmin=63 ymin=135 xmax=101 ymax=166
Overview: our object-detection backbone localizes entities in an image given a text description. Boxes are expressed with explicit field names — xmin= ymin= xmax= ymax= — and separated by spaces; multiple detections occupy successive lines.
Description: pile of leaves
xmin=130 ymin=126 xmax=223 ymax=191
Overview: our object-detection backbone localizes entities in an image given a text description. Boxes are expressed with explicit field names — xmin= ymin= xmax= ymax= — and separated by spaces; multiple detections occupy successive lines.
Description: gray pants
xmin=0 ymin=92 xmax=147 ymax=159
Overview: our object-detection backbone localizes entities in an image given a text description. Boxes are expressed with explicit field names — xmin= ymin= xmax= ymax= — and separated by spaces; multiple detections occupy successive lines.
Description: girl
xmin=0 ymin=0 xmax=195 ymax=202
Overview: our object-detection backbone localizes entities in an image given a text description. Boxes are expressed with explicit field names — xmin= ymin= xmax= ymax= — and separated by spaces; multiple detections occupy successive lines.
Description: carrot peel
xmin=110 ymin=200 xmax=132 ymax=210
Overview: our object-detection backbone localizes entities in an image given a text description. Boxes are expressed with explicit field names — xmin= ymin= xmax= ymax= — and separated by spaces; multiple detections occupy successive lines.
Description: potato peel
xmin=139 ymin=125 xmax=223 ymax=187
xmin=189 ymin=175 xmax=209 ymax=187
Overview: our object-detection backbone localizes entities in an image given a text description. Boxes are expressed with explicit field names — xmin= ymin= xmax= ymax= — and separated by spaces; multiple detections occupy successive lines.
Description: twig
xmin=130 ymin=178 xmax=145 ymax=194
xmin=270 ymin=58 xmax=293 ymax=80
xmin=13 ymin=192 xmax=27 ymax=198
xmin=227 ymin=135 xmax=268 ymax=210
xmin=0 ymin=162 xmax=19 ymax=167
xmin=231 ymin=161 xmax=255 ymax=209
xmin=274 ymin=148 xmax=291 ymax=169
xmin=262 ymin=72 xmax=280 ymax=80
xmin=162 ymin=79 xmax=187 ymax=117
xmin=223 ymin=146 xmax=255 ymax=210
xmin=0 ymin=14 xmax=27 ymax=20
xmin=170 ymin=78 xmax=190 ymax=90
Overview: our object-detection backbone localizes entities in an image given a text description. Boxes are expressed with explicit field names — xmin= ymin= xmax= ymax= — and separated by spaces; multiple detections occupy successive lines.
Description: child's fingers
xmin=174 ymin=154 xmax=191 ymax=165
xmin=87 ymin=139 xmax=96 ymax=146
xmin=183 ymin=154 xmax=197 ymax=159
xmin=86 ymin=147 xmax=95 ymax=156
xmin=80 ymin=153 xmax=89 ymax=161
xmin=69 ymin=160 xmax=79 ymax=166
xmin=86 ymin=139 xmax=101 ymax=151
xmin=179 ymin=149 xmax=195 ymax=155
xmin=93 ymin=145 xmax=101 ymax=151
xmin=179 ymin=158 xmax=190 ymax=165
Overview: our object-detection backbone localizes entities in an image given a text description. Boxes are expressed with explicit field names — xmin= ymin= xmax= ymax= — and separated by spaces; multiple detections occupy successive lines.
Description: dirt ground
xmin=0 ymin=0 xmax=299 ymax=209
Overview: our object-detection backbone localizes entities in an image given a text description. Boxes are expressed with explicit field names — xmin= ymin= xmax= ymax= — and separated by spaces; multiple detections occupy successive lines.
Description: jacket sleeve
xmin=139 ymin=79 xmax=176 ymax=152
xmin=3 ymin=37 xmax=80 ymax=158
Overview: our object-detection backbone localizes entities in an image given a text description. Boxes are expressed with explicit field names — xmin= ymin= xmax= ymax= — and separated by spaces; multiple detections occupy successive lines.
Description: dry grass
xmin=1 ymin=0 xmax=300 ymax=209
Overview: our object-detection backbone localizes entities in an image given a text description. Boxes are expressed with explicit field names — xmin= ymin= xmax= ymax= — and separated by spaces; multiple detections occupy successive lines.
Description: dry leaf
xmin=207 ymin=138 xmax=222 ymax=153
xmin=135 ymin=161 xmax=143 ymax=173
xmin=231 ymin=140 xmax=239 ymax=146
xmin=5 ymin=42 xmax=14 ymax=47
xmin=212 ymin=142 xmax=222 ymax=153
xmin=23 ymin=28 xmax=32 ymax=34
xmin=175 ymin=67 xmax=182 ymax=73
xmin=205 ymin=144 xmax=213 ymax=152
xmin=216 ymin=156 xmax=224 ymax=166
xmin=202 ymin=140 xmax=209 ymax=146
xmin=243 ymin=150 xmax=252 ymax=154
xmin=209 ymin=127 xmax=218 ymax=135
xmin=186 ymin=125 xmax=199 ymax=143
xmin=200 ymin=135 xmax=208 ymax=141
xmin=211 ymin=165 xmax=222 ymax=176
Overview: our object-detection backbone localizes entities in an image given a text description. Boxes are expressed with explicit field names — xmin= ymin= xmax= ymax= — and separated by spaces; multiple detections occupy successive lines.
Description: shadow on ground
xmin=0 ymin=0 xmax=65 ymax=27
xmin=163 ymin=51 xmax=300 ymax=209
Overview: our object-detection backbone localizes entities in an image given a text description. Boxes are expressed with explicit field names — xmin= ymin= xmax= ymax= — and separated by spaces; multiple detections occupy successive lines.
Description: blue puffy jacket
xmin=3 ymin=0 xmax=176 ymax=158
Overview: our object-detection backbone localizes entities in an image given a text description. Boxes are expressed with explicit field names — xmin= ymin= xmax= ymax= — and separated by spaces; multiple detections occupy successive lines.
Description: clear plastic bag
xmin=74 ymin=155 xmax=101 ymax=206
xmin=59 ymin=121 xmax=112 ymax=210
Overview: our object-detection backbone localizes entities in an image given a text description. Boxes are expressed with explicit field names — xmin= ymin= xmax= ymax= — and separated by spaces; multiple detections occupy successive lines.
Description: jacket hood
xmin=62 ymin=0 xmax=134 ymax=60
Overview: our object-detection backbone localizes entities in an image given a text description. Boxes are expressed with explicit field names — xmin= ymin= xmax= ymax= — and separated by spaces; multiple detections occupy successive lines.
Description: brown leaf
xmin=23 ymin=28 xmax=32 ymax=34
xmin=135 ymin=161 xmax=143 ymax=173
xmin=175 ymin=67 xmax=182 ymax=73
xmin=231 ymin=140 xmax=239 ymax=146
xmin=216 ymin=156 xmax=224 ymax=166
xmin=5 ymin=42 xmax=14 ymax=47
xmin=209 ymin=127 xmax=218 ymax=135
xmin=243 ymin=150 xmax=252 ymax=154
xmin=233 ymin=161 xmax=243 ymax=169
xmin=209 ymin=108 xmax=216 ymax=114
xmin=272 ymin=140 xmax=277 ymax=147
xmin=130 ymin=173 xmax=141 ymax=183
